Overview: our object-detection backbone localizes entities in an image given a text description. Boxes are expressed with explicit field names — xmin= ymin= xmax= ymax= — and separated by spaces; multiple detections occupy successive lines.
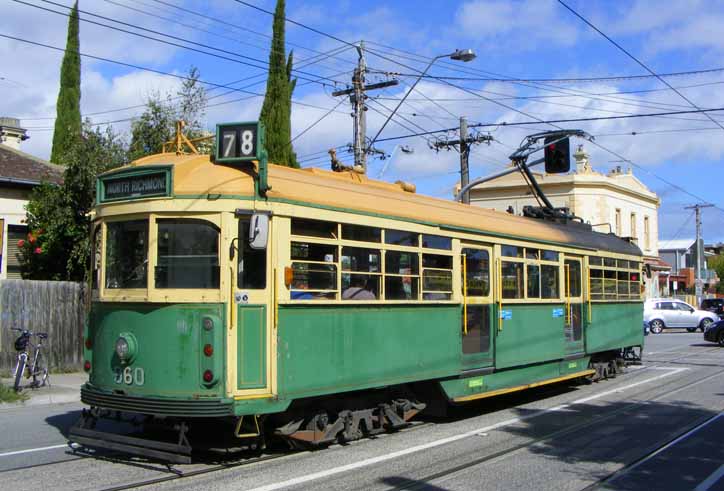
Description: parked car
xmin=700 ymin=298 xmax=724 ymax=318
xmin=703 ymin=319 xmax=724 ymax=346
xmin=644 ymin=299 xmax=718 ymax=334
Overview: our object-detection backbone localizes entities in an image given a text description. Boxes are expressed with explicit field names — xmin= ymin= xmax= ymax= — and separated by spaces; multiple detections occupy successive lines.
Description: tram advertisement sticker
xmin=552 ymin=308 xmax=565 ymax=318
xmin=500 ymin=310 xmax=512 ymax=320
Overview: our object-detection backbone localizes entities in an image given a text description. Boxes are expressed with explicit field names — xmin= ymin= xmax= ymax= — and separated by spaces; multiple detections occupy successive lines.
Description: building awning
xmin=645 ymin=256 xmax=671 ymax=271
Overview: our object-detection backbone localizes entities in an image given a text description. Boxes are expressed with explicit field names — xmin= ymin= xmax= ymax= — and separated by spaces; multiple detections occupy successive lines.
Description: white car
xmin=644 ymin=299 xmax=717 ymax=334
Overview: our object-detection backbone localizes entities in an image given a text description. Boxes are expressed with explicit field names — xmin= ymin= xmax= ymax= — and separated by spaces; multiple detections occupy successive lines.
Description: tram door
xmin=461 ymin=245 xmax=494 ymax=369
xmin=564 ymin=257 xmax=585 ymax=354
xmin=232 ymin=215 xmax=272 ymax=396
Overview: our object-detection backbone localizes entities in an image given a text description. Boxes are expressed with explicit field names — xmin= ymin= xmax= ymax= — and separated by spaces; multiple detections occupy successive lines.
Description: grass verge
xmin=0 ymin=383 xmax=28 ymax=403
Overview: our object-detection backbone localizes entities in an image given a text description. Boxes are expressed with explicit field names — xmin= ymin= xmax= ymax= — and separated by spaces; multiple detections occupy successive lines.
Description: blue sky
xmin=3 ymin=0 xmax=724 ymax=243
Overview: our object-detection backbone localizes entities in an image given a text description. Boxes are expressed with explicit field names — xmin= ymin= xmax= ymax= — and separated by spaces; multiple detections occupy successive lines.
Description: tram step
xmin=69 ymin=426 xmax=192 ymax=464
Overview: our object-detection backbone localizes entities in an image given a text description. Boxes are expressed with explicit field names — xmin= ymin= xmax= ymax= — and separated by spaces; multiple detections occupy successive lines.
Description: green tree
xmin=708 ymin=254 xmax=724 ymax=294
xmin=259 ymin=0 xmax=298 ymax=168
xmin=128 ymin=67 xmax=207 ymax=161
xmin=20 ymin=121 xmax=127 ymax=280
xmin=50 ymin=1 xmax=82 ymax=164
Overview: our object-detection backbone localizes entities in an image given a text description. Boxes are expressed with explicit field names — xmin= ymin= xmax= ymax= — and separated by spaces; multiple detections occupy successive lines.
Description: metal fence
xmin=0 ymin=280 xmax=86 ymax=373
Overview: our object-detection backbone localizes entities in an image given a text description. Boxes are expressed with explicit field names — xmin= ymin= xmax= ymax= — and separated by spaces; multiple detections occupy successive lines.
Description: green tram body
xmin=78 ymin=151 xmax=644 ymax=454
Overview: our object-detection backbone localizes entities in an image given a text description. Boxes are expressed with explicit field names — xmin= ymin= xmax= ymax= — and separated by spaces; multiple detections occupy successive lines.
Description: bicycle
xmin=11 ymin=327 xmax=50 ymax=392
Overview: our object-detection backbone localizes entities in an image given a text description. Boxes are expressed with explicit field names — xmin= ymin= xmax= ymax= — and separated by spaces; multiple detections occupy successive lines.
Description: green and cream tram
xmin=72 ymin=123 xmax=644 ymax=462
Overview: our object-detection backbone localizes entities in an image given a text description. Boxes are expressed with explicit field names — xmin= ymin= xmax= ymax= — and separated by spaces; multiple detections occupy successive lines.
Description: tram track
xmin=94 ymin=422 xmax=435 ymax=491
xmin=382 ymin=365 xmax=724 ymax=491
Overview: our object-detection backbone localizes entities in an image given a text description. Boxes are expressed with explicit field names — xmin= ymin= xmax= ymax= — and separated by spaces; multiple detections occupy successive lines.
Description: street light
xmin=368 ymin=48 xmax=477 ymax=148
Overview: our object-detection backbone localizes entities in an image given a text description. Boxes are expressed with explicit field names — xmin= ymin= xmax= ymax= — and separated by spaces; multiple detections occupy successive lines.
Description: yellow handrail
xmin=462 ymin=254 xmax=468 ymax=335
xmin=498 ymin=258 xmax=503 ymax=332
xmin=273 ymin=268 xmax=278 ymax=330
xmin=565 ymin=264 xmax=571 ymax=326
xmin=587 ymin=268 xmax=592 ymax=323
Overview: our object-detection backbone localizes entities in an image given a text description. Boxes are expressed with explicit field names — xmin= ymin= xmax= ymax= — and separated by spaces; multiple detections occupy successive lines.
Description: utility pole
xmin=331 ymin=41 xmax=398 ymax=174
xmin=433 ymin=116 xmax=492 ymax=204
xmin=685 ymin=203 xmax=713 ymax=303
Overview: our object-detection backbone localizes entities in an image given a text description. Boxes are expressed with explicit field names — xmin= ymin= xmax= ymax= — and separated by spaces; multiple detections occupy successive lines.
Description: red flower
xmin=34 ymin=247 xmax=42 ymax=254
xmin=17 ymin=239 xmax=25 ymax=247
xmin=28 ymin=233 xmax=36 ymax=244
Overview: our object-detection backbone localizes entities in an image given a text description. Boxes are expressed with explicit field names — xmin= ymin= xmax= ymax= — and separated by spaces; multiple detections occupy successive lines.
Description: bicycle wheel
xmin=13 ymin=355 xmax=26 ymax=392
xmin=34 ymin=353 xmax=49 ymax=387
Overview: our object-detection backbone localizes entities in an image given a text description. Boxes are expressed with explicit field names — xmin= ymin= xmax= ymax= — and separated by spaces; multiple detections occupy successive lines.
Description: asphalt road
xmin=1 ymin=331 xmax=722 ymax=491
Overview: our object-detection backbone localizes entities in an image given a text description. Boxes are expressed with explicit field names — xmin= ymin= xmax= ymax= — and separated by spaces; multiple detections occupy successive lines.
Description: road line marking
xmin=0 ymin=442 xmax=78 ymax=458
xmin=695 ymin=462 xmax=724 ymax=491
xmin=246 ymin=367 xmax=688 ymax=491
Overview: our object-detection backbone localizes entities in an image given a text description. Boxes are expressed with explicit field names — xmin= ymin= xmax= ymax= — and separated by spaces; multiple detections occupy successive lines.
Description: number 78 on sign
xmin=215 ymin=121 xmax=265 ymax=164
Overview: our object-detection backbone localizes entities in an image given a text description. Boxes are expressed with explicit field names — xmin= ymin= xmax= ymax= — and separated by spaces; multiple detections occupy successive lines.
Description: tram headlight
xmin=115 ymin=338 xmax=129 ymax=359
xmin=202 ymin=316 xmax=214 ymax=331
xmin=115 ymin=333 xmax=138 ymax=363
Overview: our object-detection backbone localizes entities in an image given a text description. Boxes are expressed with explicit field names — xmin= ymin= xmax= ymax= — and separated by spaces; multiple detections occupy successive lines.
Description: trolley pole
xmin=332 ymin=41 xmax=398 ymax=174
xmin=685 ymin=203 xmax=713 ymax=304
xmin=432 ymin=116 xmax=492 ymax=204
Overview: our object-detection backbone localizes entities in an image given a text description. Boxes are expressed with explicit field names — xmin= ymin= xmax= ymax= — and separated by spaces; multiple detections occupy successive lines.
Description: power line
xmin=374 ymin=106 xmax=724 ymax=143
xmin=557 ymin=0 xmax=724 ymax=134
xmin=0 ymin=33 xmax=348 ymax=116
xmin=367 ymin=65 xmax=724 ymax=84
xmin=102 ymin=0 xmax=356 ymax=76
xmin=18 ymin=0 xmax=345 ymax=87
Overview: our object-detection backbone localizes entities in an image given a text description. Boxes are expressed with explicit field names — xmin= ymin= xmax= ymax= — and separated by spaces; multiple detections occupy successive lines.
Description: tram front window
xmin=106 ymin=220 xmax=149 ymax=289
xmin=155 ymin=219 xmax=220 ymax=289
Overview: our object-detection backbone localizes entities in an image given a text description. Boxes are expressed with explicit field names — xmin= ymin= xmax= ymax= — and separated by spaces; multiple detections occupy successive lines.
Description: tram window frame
xmin=155 ymin=218 xmax=220 ymax=289
xmin=462 ymin=248 xmax=491 ymax=297
xmin=91 ymin=225 xmax=102 ymax=292
xmin=422 ymin=253 xmax=453 ymax=300
xmin=504 ymin=246 xmax=560 ymax=301
xmin=288 ymin=217 xmax=454 ymax=303
xmin=341 ymin=246 xmax=381 ymax=301
xmin=290 ymin=241 xmax=338 ymax=300
xmin=105 ymin=219 xmax=149 ymax=290
xmin=237 ymin=217 xmax=267 ymax=290
xmin=589 ymin=257 xmax=642 ymax=301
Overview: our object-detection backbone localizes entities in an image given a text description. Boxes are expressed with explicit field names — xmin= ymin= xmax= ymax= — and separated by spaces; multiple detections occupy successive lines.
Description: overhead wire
xmin=557 ymin=0 xmax=724 ymax=133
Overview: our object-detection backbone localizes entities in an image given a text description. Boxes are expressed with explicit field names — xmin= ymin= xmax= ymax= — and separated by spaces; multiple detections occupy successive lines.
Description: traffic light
xmin=544 ymin=136 xmax=570 ymax=174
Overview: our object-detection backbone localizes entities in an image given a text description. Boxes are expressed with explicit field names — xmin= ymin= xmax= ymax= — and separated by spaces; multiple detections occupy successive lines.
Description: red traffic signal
xmin=544 ymin=137 xmax=570 ymax=174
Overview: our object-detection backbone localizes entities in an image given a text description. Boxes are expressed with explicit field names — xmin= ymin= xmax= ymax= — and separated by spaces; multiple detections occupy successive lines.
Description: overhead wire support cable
xmin=557 ymin=0 xmax=724 ymax=133
xmin=18 ymin=0 xmax=345 ymax=87
xmin=0 ymin=33 xmax=348 ymax=116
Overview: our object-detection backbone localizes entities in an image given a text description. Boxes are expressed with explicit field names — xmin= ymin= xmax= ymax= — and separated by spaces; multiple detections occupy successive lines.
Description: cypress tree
xmin=50 ymin=1 xmax=82 ymax=164
xmin=259 ymin=0 xmax=298 ymax=168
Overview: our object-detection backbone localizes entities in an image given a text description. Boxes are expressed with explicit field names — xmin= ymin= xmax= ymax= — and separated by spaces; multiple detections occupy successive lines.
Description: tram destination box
xmin=215 ymin=121 xmax=264 ymax=164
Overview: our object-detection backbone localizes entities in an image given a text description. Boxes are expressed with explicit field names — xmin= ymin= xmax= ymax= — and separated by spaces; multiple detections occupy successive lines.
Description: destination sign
xmin=101 ymin=171 xmax=169 ymax=202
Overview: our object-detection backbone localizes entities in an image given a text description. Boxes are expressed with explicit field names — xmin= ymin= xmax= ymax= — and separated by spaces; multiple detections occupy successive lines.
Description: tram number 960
xmin=114 ymin=366 xmax=145 ymax=386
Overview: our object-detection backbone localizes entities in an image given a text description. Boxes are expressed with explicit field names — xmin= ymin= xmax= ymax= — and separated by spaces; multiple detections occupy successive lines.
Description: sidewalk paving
xmin=0 ymin=372 xmax=85 ymax=408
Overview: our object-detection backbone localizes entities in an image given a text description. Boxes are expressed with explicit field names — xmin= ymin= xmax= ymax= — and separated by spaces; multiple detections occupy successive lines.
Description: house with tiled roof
xmin=0 ymin=117 xmax=63 ymax=279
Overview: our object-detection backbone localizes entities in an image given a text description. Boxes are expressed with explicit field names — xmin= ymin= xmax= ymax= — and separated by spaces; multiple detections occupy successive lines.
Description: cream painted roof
xmin=117 ymin=153 xmax=641 ymax=255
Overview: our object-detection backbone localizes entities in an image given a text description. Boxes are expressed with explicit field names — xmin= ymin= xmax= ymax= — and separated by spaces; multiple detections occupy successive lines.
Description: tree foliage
xmin=708 ymin=254 xmax=724 ymax=294
xmin=259 ymin=0 xmax=298 ymax=168
xmin=20 ymin=122 xmax=127 ymax=280
xmin=50 ymin=1 xmax=82 ymax=164
xmin=128 ymin=67 xmax=207 ymax=161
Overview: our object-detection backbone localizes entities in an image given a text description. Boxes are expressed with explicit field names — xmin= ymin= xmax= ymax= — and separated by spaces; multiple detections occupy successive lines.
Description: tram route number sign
xmin=215 ymin=121 xmax=263 ymax=163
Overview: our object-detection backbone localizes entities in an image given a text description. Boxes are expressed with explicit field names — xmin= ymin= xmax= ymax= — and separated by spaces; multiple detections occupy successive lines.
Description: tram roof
xmin=123 ymin=153 xmax=642 ymax=256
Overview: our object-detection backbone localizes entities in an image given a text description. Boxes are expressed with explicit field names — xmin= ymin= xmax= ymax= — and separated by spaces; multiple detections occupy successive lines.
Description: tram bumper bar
xmin=69 ymin=410 xmax=193 ymax=464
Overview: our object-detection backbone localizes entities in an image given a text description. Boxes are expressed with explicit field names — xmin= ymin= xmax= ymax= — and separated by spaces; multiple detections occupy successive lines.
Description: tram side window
xmin=156 ymin=219 xmax=220 ymax=289
xmin=105 ymin=220 xmax=148 ymax=289
xmin=501 ymin=261 xmax=524 ymax=299
xmin=238 ymin=218 xmax=266 ymax=289
xmin=462 ymin=249 xmax=490 ymax=297
xmin=341 ymin=247 xmax=381 ymax=300
xmin=91 ymin=226 xmax=101 ymax=291
xmin=290 ymin=241 xmax=337 ymax=300
xmin=385 ymin=250 xmax=419 ymax=300
xmin=422 ymin=254 xmax=453 ymax=300
xmin=541 ymin=265 xmax=559 ymax=299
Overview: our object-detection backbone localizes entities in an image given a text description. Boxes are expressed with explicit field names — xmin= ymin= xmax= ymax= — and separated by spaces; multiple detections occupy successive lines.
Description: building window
xmin=644 ymin=216 xmax=650 ymax=250
xmin=630 ymin=213 xmax=637 ymax=239
xmin=6 ymin=224 xmax=27 ymax=279
xmin=615 ymin=209 xmax=621 ymax=236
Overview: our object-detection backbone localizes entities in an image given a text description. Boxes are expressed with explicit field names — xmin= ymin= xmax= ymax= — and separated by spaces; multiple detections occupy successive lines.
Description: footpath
xmin=0 ymin=372 xmax=85 ymax=408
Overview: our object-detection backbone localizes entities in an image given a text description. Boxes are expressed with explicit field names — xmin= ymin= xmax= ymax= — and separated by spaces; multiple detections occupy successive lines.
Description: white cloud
xmin=454 ymin=0 xmax=579 ymax=50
